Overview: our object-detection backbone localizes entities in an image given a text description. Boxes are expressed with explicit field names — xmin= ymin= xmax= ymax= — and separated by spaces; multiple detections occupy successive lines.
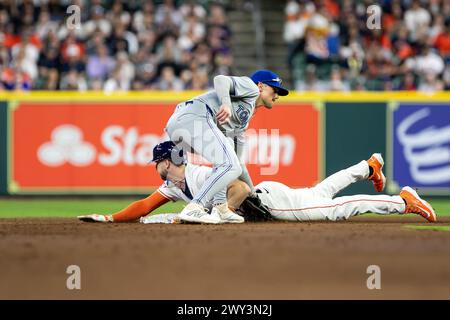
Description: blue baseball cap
xmin=250 ymin=70 xmax=289 ymax=96
xmin=150 ymin=141 xmax=184 ymax=164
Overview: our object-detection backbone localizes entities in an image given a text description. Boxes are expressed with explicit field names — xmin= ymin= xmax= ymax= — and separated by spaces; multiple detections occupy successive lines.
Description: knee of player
xmin=241 ymin=181 xmax=251 ymax=195
xmin=218 ymin=157 xmax=241 ymax=178
xmin=230 ymin=179 xmax=251 ymax=196
xmin=230 ymin=164 xmax=242 ymax=178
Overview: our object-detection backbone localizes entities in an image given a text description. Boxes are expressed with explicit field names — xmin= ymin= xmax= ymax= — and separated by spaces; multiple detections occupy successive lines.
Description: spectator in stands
xmin=106 ymin=1 xmax=131 ymax=28
xmin=103 ymin=68 xmax=122 ymax=93
xmin=60 ymin=69 xmax=87 ymax=91
xmin=418 ymin=72 xmax=445 ymax=92
xmin=285 ymin=0 xmax=449 ymax=92
xmin=404 ymin=0 xmax=431 ymax=41
xmin=83 ymin=5 xmax=112 ymax=39
xmin=178 ymin=13 xmax=205 ymax=51
xmin=14 ymin=44 xmax=38 ymax=81
xmin=0 ymin=1 xmax=233 ymax=91
xmin=43 ymin=68 xmax=60 ymax=90
xmin=2 ymin=0 xmax=445 ymax=92
xmin=1 ymin=67 xmax=31 ymax=91
xmin=133 ymin=2 xmax=154 ymax=34
xmin=86 ymin=45 xmax=115 ymax=80
xmin=35 ymin=9 xmax=58 ymax=40
xmin=399 ymin=72 xmax=418 ymax=91
xmin=155 ymin=65 xmax=183 ymax=91
xmin=407 ymin=44 xmax=445 ymax=79
xmin=434 ymin=21 xmax=450 ymax=59
xmin=190 ymin=68 xmax=210 ymax=90
xmin=60 ymin=31 xmax=85 ymax=73
xmin=115 ymin=51 xmax=135 ymax=91
xmin=212 ymin=49 xmax=235 ymax=77
xmin=155 ymin=0 xmax=182 ymax=37
xmin=11 ymin=31 xmax=39 ymax=70
xmin=156 ymin=33 xmax=182 ymax=65
xmin=329 ymin=65 xmax=349 ymax=91
xmin=107 ymin=23 xmax=130 ymax=55
xmin=180 ymin=1 xmax=207 ymax=20
xmin=305 ymin=5 xmax=331 ymax=62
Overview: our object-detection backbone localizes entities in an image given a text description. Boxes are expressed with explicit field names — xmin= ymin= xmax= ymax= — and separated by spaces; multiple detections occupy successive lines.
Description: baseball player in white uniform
xmin=78 ymin=141 xmax=251 ymax=224
xmin=164 ymin=70 xmax=289 ymax=224
xmin=251 ymin=153 xmax=436 ymax=222
xmin=78 ymin=142 xmax=436 ymax=224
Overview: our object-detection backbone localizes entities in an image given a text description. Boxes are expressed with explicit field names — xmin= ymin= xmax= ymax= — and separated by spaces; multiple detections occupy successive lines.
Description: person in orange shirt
xmin=434 ymin=23 xmax=450 ymax=58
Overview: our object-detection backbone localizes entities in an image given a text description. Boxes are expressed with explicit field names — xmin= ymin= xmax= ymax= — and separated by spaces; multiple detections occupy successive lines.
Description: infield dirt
xmin=1 ymin=216 xmax=450 ymax=299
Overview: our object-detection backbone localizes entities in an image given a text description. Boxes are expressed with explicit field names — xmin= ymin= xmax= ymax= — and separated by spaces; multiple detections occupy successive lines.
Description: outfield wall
xmin=0 ymin=102 xmax=7 ymax=195
xmin=0 ymin=91 xmax=449 ymax=196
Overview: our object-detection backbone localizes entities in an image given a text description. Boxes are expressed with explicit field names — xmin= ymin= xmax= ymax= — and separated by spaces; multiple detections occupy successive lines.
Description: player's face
xmin=259 ymin=83 xmax=279 ymax=109
xmin=156 ymin=160 xmax=169 ymax=180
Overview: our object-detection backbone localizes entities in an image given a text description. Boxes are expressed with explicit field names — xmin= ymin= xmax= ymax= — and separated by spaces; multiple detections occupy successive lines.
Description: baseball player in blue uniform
xmin=164 ymin=70 xmax=289 ymax=224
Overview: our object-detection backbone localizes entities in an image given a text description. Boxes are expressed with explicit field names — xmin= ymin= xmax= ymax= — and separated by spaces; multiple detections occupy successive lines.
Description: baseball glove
xmin=238 ymin=194 xmax=273 ymax=222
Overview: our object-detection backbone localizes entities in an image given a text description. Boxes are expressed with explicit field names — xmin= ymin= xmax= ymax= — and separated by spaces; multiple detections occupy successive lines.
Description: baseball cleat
xmin=179 ymin=202 xmax=221 ymax=224
xmin=400 ymin=186 xmax=437 ymax=223
xmin=367 ymin=153 xmax=386 ymax=192
xmin=211 ymin=203 xmax=245 ymax=224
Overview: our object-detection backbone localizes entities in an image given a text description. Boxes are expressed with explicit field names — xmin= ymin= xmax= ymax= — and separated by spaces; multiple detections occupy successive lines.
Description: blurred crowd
xmin=284 ymin=0 xmax=450 ymax=91
xmin=2 ymin=0 xmax=449 ymax=93
xmin=0 ymin=0 xmax=233 ymax=91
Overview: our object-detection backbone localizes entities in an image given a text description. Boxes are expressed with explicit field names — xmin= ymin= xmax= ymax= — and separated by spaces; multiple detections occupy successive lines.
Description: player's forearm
xmin=111 ymin=192 xmax=170 ymax=222
xmin=227 ymin=180 xmax=252 ymax=211
xmin=213 ymin=75 xmax=232 ymax=106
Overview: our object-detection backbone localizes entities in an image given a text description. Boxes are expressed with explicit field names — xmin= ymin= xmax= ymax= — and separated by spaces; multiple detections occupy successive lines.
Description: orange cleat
xmin=400 ymin=187 xmax=437 ymax=223
xmin=367 ymin=153 xmax=386 ymax=192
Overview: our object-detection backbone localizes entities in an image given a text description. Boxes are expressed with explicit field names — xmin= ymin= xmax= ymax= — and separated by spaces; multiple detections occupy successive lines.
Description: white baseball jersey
xmin=157 ymin=163 xmax=214 ymax=207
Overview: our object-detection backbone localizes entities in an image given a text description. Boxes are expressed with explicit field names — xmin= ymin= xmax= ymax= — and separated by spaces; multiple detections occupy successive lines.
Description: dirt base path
xmin=1 ymin=216 xmax=449 ymax=299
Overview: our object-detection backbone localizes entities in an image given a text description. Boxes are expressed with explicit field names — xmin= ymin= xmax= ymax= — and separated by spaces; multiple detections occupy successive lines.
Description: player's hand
xmin=216 ymin=104 xmax=231 ymax=124
xmin=77 ymin=214 xmax=113 ymax=223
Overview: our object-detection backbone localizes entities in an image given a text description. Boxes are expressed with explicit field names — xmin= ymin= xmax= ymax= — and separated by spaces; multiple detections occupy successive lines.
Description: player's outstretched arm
xmin=77 ymin=191 xmax=171 ymax=223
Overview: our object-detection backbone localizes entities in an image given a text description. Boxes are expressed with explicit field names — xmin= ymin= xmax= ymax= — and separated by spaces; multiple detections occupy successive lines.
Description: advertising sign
xmin=390 ymin=103 xmax=450 ymax=194
xmin=10 ymin=101 xmax=321 ymax=193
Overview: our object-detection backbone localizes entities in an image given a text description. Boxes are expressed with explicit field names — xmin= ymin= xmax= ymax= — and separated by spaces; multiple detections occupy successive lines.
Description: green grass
xmin=0 ymin=198 xmax=185 ymax=218
xmin=0 ymin=197 xmax=449 ymax=219
xmin=404 ymin=225 xmax=450 ymax=232
xmin=426 ymin=199 xmax=450 ymax=216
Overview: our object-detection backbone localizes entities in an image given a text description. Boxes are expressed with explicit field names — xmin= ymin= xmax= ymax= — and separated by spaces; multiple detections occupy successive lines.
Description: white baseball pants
xmin=256 ymin=160 xmax=406 ymax=221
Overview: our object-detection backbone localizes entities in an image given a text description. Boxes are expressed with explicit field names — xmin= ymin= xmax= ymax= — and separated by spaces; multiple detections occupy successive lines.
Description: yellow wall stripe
xmin=0 ymin=91 xmax=449 ymax=102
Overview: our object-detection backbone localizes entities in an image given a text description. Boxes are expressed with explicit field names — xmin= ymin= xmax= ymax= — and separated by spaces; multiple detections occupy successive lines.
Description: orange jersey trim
xmin=112 ymin=191 xmax=171 ymax=222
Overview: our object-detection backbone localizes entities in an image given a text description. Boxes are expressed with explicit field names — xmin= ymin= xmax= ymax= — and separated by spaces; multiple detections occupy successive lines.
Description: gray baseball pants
xmin=165 ymin=99 xmax=242 ymax=206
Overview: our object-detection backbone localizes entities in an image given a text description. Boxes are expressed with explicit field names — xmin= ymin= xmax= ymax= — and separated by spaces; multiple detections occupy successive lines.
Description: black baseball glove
xmin=238 ymin=194 xmax=273 ymax=222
